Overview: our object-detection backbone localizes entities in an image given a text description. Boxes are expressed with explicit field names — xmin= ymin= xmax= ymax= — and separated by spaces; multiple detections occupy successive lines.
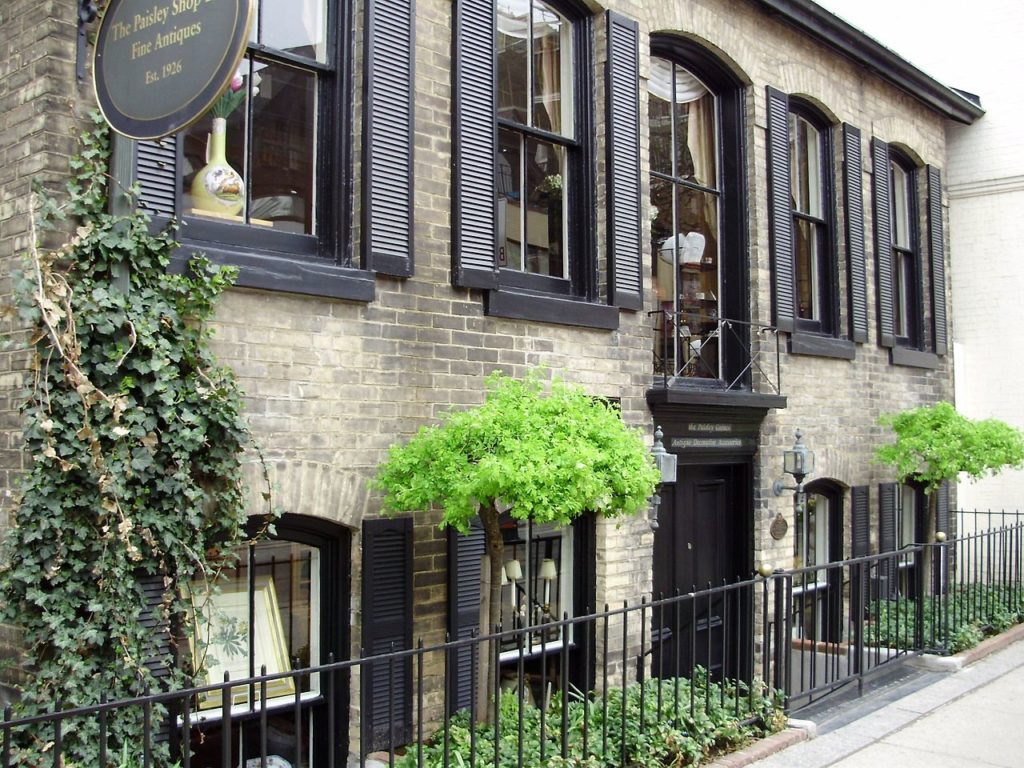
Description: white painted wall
xmin=947 ymin=3 xmax=1024 ymax=513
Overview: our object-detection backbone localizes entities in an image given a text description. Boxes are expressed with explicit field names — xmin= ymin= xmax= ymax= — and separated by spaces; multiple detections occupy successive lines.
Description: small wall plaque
xmin=770 ymin=512 xmax=789 ymax=540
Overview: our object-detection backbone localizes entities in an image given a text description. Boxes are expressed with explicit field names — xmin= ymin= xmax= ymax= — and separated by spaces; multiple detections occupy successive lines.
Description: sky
xmin=813 ymin=0 xmax=997 ymax=94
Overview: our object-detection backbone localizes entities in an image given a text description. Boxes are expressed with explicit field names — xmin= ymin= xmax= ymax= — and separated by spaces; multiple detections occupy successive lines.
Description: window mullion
xmin=247 ymin=543 xmax=256 ymax=682
xmin=527 ymin=1 xmax=535 ymax=129
xmin=497 ymin=118 xmax=578 ymax=148
xmin=518 ymin=132 xmax=528 ymax=271
xmin=651 ymin=170 xmax=718 ymax=197
xmin=242 ymin=57 xmax=254 ymax=225
xmin=670 ymin=62 xmax=678 ymax=181
xmin=246 ymin=42 xmax=334 ymax=74
xmin=670 ymin=182 xmax=680 ymax=370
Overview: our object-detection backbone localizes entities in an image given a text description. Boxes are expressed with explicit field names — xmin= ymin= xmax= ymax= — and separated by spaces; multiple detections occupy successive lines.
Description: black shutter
xmin=851 ymin=486 xmax=870 ymax=558
xmin=935 ymin=481 xmax=951 ymax=538
xmin=878 ymin=482 xmax=897 ymax=599
xmin=363 ymin=0 xmax=415 ymax=277
xmin=766 ymin=86 xmax=795 ymax=333
xmin=136 ymin=137 xmax=178 ymax=217
xmin=850 ymin=485 xmax=870 ymax=617
xmin=361 ymin=517 xmax=413 ymax=753
xmin=844 ymin=124 xmax=868 ymax=343
xmin=447 ymin=524 xmax=485 ymax=713
xmin=872 ymin=139 xmax=895 ymax=348
xmin=927 ymin=165 xmax=948 ymax=355
xmin=879 ymin=483 xmax=897 ymax=553
xmin=138 ymin=572 xmax=173 ymax=743
xmin=452 ymin=0 xmax=499 ymax=289
xmin=606 ymin=11 xmax=642 ymax=310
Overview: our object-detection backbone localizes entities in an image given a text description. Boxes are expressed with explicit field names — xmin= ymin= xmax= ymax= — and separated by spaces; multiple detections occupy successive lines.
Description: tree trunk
xmin=477 ymin=501 xmax=505 ymax=719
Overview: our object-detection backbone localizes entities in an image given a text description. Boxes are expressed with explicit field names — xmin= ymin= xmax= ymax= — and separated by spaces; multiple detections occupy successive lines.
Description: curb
xmin=704 ymin=726 xmax=810 ymax=767
xmin=909 ymin=621 xmax=1024 ymax=671
xmin=957 ymin=619 xmax=1024 ymax=665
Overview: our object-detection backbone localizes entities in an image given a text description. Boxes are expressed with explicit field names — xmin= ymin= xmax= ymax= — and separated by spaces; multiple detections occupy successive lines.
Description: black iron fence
xmin=775 ymin=518 xmax=1024 ymax=711
xmin=2 ymin=520 xmax=1022 ymax=767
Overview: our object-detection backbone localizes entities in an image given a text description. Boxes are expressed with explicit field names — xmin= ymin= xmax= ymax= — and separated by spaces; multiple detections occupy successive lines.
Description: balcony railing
xmin=649 ymin=309 xmax=782 ymax=395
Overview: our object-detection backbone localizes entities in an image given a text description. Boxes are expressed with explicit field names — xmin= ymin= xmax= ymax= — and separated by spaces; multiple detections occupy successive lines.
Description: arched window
xmin=793 ymin=480 xmax=844 ymax=643
xmin=889 ymin=152 xmax=921 ymax=346
xmin=789 ymin=103 xmax=835 ymax=332
xmin=184 ymin=515 xmax=350 ymax=767
xmin=649 ymin=38 xmax=747 ymax=383
xmin=872 ymin=139 xmax=947 ymax=366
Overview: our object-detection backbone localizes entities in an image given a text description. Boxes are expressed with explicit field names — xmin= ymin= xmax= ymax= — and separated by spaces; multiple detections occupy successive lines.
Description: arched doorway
xmin=793 ymin=481 xmax=844 ymax=643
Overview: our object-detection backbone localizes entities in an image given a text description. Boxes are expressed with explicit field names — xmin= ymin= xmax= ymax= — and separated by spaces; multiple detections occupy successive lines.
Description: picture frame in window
xmin=189 ymin=575 xmax=295 ymax=710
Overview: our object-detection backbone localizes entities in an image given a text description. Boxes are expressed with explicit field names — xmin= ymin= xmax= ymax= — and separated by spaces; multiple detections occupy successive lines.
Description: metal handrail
xmin=648 ymin=309 xmax=782 ymax=394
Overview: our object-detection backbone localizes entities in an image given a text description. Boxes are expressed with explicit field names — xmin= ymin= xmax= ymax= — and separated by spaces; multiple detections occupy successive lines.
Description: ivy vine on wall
xmin=0 ymin=112 xmax=270 ymax=763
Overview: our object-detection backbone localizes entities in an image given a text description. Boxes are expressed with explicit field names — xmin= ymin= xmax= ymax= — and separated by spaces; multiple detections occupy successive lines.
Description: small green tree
xmin=876 ymin=402 xmax=1024 ymax=574
xmin=375 ymin=371 xmax=660 ymax=707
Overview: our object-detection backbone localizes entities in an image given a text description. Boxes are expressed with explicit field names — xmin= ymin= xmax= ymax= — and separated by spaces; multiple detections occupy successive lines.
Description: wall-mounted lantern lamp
xmin=649 ymin=426 xmax=679 ymax=531
xmin=772 ymin=429 xmax=815 ymax=497
xmin=770 ymin=430 xmax=815 ymax=539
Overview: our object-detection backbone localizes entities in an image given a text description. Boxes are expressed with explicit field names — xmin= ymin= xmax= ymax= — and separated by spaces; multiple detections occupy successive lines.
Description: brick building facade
xmin=0 ymin=0 xmax=981 ymax=762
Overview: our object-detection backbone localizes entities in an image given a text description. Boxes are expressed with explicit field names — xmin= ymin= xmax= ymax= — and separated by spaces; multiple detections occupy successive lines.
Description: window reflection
xmin=183 ymin=59 xmax=316 ymax=234
xmin=498 ymin=517 xmax=572 ymax=655
xmin=650 ymin=57 xmax=721 ymax=379
xmin=187 ymin=0 xmax=322 ymax=234
xmin=896 ymin=484 xmax=920 ymax=597
xmin=185 ymin=540 xmax=321 ymax=768
xmin=788 ymin=109 xmax=830 ymax=327
xmin=496 ymin=0 xmax=573 ymax=278
xmin=890 ymin=158 xmax=917 ymax=341
xmin=189 ymin=541 xmax=320 ymax=707
xmin=792 ymin=491 xmax=834 ymax=642
xmin=259 ymin=0 xmax=327 ymax=62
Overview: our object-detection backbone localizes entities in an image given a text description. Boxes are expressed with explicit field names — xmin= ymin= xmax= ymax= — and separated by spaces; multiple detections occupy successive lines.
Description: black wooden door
xmin=652 ymin=464 xmax=746 ymax=681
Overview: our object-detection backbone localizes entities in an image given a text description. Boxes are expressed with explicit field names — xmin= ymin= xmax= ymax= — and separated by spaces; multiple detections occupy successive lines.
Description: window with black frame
xmin=649 ymin=39 xmax=748 ymax=384
xmin=649 ymin=56 xmax=722 ymax=380
xmin=789 ymin=106 xmax=834 ymax=334
xmin=497 ymin=517 xmax=572 ymax=657
xmin=496 ymin=0 xmax=575 ymax=281
xmin=872 ymin=139 xmax=946 ymax=366
xmin=793 ymin=490 xmax=830 ymax=640
xmin=182 ymin=518 xmax=347 ymax=768
xmin=889 ymin=156 xmax=921 ymax=346
xmin=182 ymin=1 xmax=326 ymax=238
xmin=895 ymin=483 xmax=920 ymax=596
xmin=455 ymin=0 xmax=633 ymax=328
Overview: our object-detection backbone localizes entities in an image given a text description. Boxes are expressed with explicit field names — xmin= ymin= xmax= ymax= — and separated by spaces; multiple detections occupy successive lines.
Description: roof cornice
xmin=754 ymin=0 xmax=985 ymax=124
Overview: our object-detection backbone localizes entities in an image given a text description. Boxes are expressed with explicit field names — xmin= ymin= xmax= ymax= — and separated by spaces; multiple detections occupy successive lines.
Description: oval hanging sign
xmin=93 ymin=0 xmax=254 ymax=140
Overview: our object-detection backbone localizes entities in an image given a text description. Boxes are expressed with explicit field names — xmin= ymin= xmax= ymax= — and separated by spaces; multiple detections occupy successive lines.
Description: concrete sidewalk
xmin=742 ymin=635 xmax=1024 ymax=767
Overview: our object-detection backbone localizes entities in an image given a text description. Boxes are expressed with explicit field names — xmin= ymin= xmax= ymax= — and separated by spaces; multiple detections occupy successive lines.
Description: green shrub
xmin=865 ymin=583 xmax=1024 ymax=653
xmin=396 ymin=669 xmax=784 ymax=768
